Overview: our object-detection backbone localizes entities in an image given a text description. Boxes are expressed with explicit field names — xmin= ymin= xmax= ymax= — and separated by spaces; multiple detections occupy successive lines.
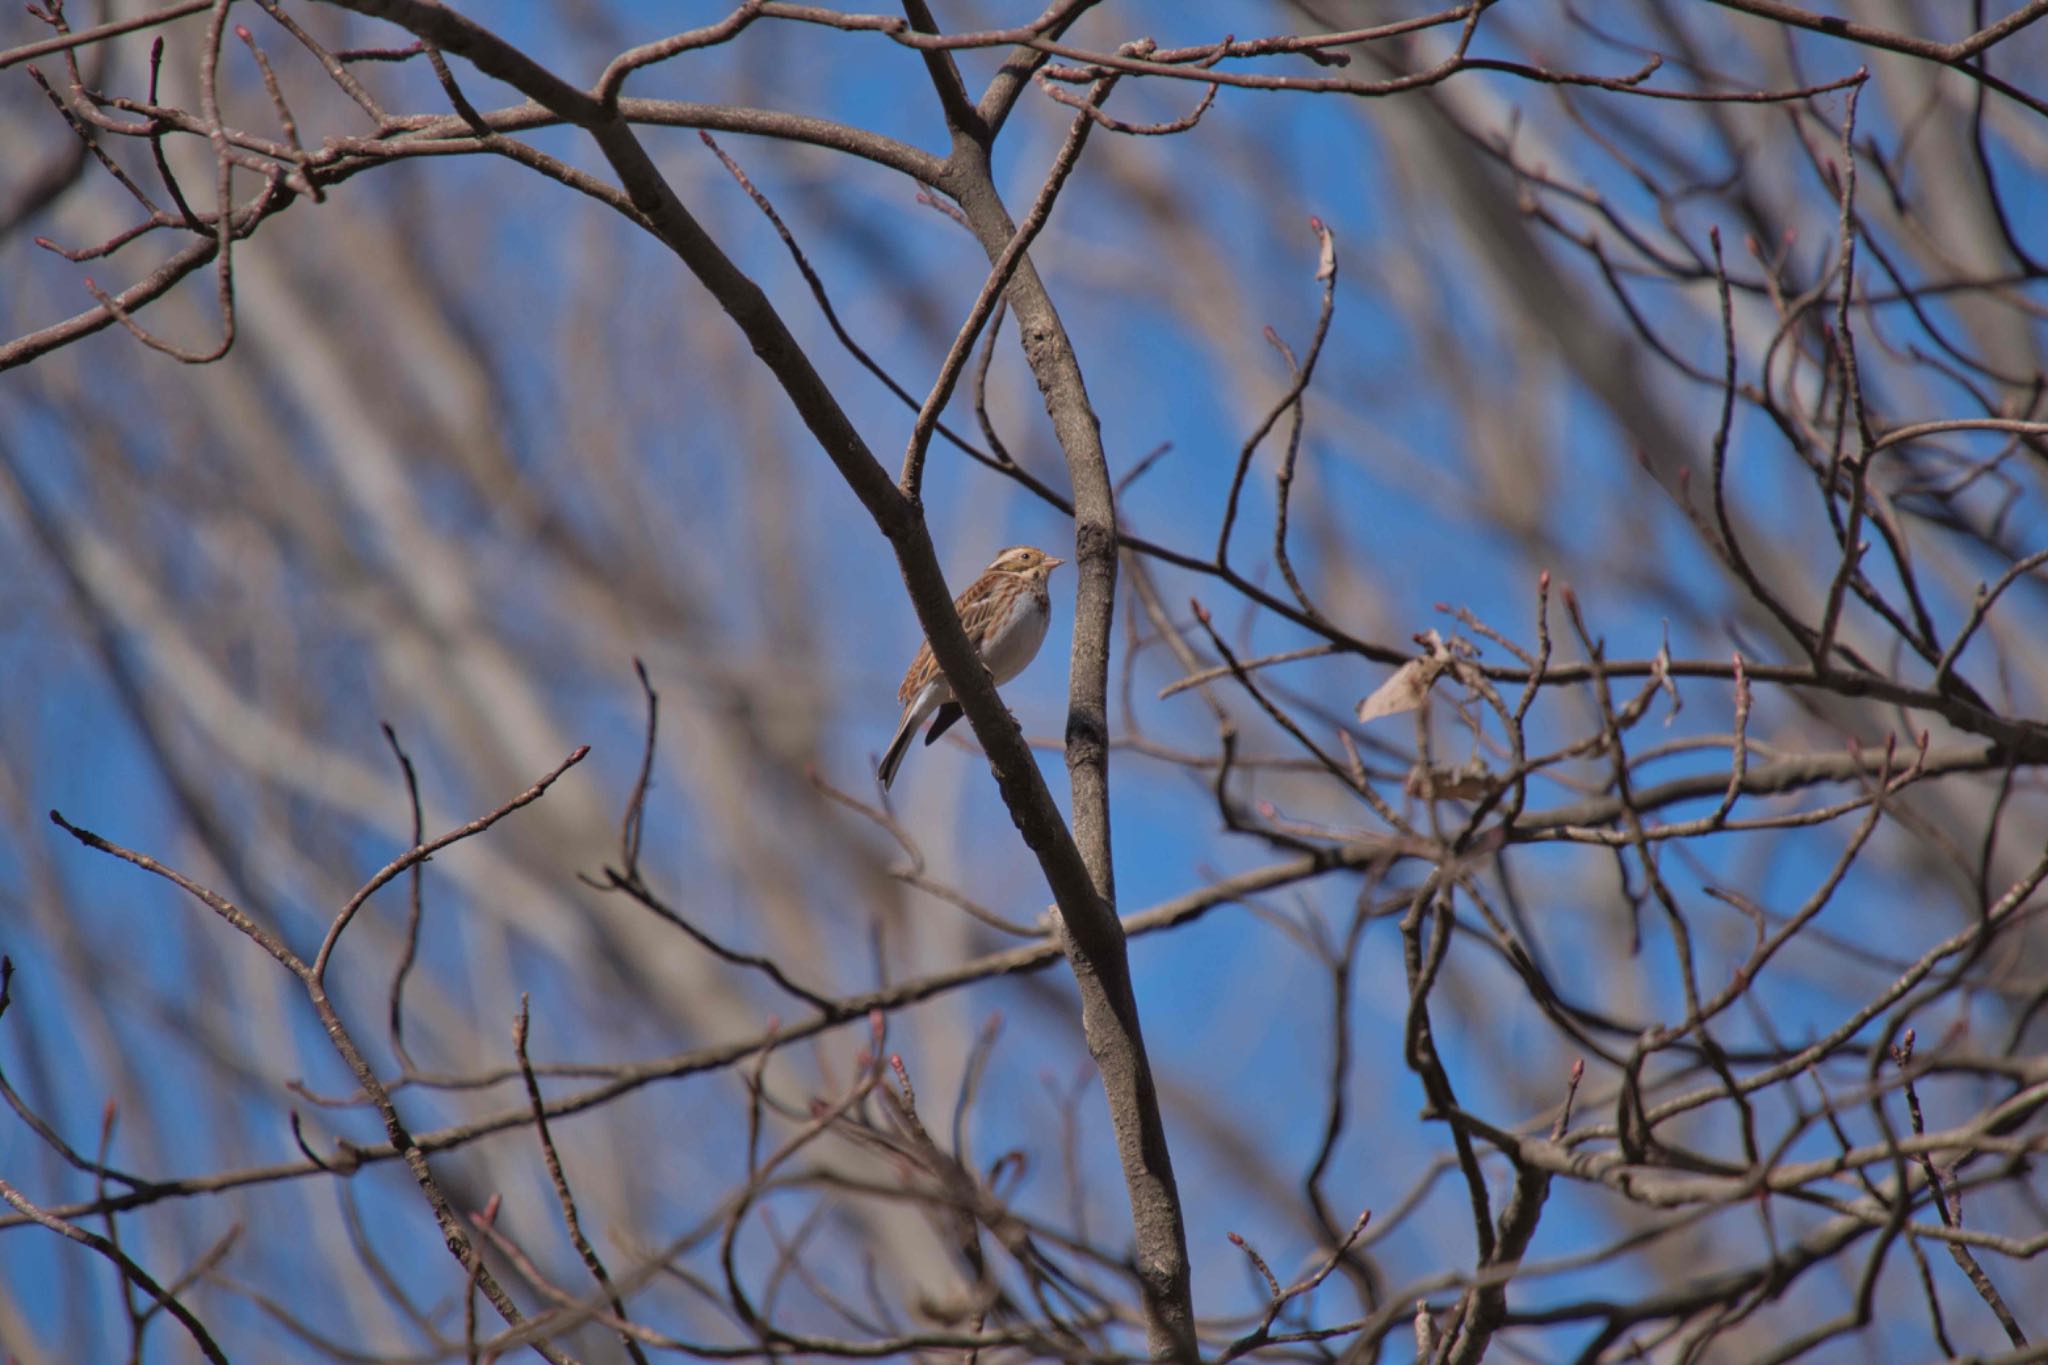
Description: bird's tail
xmin=878 ymin=708 xmax=921 ymax=789
xmin=922 ymin=702 xmax=964 ymax=748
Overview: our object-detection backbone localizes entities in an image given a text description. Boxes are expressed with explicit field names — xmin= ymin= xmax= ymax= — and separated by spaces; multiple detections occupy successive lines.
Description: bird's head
xmin=988 ymin=545 xmax=1065 ymax=582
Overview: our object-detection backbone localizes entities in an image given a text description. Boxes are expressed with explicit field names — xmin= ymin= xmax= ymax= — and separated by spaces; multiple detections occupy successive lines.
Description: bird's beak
xmin=1044 ymin=556 xmax=1066 ymax=570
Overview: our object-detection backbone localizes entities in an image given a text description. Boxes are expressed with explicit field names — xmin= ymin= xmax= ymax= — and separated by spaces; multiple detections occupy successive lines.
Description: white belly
xmin=980 ymin=592 xmax=1050 ymax=686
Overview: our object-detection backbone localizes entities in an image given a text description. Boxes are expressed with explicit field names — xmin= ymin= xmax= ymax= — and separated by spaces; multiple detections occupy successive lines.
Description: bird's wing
xmin=897 ymin=640 xmax=938 ymax=706
xmin=954 ymin=580 xmax=1014 ymax=639
xmin=897 ymin=575 xmax=1010 ymax=704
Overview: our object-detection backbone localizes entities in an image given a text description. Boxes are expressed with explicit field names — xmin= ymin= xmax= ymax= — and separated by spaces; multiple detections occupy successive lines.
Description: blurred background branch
xmin=3 ymin=2 xmax=2047 ymax=1361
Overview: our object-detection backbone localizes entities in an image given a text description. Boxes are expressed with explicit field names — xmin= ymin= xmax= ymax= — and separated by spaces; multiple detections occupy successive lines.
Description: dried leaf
xmin=1655 ymin=621 xmax=1681 ymax=725
xmin=1358 ymin=630 xmax=1454 ymax=722
xmin=1414 ymin=1301 xmax=1438 ymax=1358
xmin=1358 ymin=658 xmax=1436 ymax=722
xmin=1405 ymin=761 xmax=1500 ymax=802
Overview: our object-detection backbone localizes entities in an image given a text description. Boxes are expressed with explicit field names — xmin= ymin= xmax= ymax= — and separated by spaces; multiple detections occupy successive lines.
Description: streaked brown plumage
xmin=878 ymin=546 xmax=1063 ymax=789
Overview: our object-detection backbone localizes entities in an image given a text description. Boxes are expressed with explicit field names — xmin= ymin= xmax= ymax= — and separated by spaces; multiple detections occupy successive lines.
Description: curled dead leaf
xmin=1357 ymin=657 xmax=1436 ymax=722
xmin=1357 ymin=629 xmax=1457 ymax=722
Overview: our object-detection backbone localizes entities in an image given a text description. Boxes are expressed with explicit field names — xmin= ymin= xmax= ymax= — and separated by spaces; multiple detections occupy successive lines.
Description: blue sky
xmin=3 ymin=2 xmax=2045 ymax=1360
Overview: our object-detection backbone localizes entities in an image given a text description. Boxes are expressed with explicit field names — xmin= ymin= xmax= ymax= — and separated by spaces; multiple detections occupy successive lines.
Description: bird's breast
xmin=980 ymin=589 xmax=1051 ymax=685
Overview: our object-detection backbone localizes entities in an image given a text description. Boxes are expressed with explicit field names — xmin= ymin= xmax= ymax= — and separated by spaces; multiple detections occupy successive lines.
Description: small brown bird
xmin=879 ymin=545 xmax=1064 ymax=789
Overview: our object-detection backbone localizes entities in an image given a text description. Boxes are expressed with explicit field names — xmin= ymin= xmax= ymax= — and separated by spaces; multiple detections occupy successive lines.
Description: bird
xmin=878 ymin=545 xmax=1064 ymax=789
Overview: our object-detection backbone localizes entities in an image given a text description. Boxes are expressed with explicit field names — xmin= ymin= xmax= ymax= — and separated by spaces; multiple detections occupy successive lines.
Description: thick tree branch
xmin=934 ymin=43 xmax=1197 ymax=1365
